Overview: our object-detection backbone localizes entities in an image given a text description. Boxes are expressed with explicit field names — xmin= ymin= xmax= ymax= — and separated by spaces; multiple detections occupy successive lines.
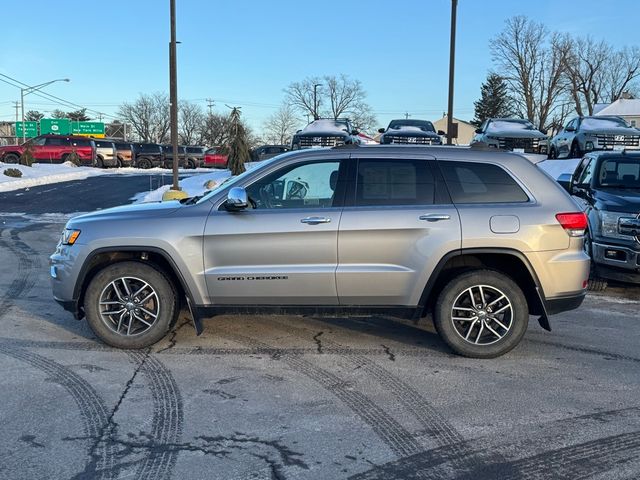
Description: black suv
xmin=291 ymin=119 xmax=360 ymax=149
xmin=132 ymin=143 xmax=164 ymax=169
xmin=559 ymin=151 xmax=640 ymax=288
xmin=378 ymin=119 xmax=445 ymax=145
xmin=162 ymin=145 xmax=188 ymax=169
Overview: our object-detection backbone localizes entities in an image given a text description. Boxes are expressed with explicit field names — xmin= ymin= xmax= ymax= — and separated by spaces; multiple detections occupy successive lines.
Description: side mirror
xmin=565 ymin=126 xmax=576 ymax=132
xmin=225 ymin=187 xmax=248 ymax=211
xmin=437 ymin=130 xmax=446 ymax=136
xmin=351 ymin=130 xmax=359 ymax=136
xmin=378 ymin=128 xmax=385 ymax=134
xmin=475 ymin=128 xmax=483 ymax=134
xmin=557 ymin=173 xmax=572 ymax=193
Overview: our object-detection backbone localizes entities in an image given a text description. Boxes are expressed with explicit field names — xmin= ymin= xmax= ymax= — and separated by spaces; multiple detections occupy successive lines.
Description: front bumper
xmin=592 ymin=241 xmax=640 ymax=283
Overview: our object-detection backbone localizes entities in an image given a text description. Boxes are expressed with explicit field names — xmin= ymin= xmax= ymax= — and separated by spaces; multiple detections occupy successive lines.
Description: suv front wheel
xmin=84 ymin=261 xmax=178 ymax=348
xmin=434 ymin=270 xmax=528 ymax=358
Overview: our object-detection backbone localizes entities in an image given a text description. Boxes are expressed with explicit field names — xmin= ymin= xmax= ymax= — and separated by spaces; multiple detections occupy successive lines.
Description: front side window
xmin=440 ymin=161 xmax=529 ymax=203
xmin=246 ymin=160 xmax=341 ymax=209
xmin=577 ymin=159 xmax=594 ymax=185
xmin=354 ymin=159 xmax=434 ymax=206
xmin=45 ymin=137 xmax=65 ymax=146
xmin=30 ymin=137 xmax=46 ymax=146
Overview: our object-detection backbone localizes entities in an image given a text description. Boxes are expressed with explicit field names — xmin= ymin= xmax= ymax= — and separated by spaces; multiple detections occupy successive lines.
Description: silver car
xmin=549 ymin=116 xmax=640 ymax=159
xmin=51 ymin=146 xmax=589 ymax=358
xmin=471 ymin=118 xmax=548 ymax=154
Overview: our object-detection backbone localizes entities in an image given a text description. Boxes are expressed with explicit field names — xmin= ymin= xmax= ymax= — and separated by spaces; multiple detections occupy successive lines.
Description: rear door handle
xmin=301 ymin=216 xmax=331 ymax=225
xmin=419 ymin=214 xmax=451 ymax=222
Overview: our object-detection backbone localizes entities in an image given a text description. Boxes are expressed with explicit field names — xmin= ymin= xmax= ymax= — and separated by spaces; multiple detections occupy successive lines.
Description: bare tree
xmin=564 ymin=37 xmax=612 ymax=115
xmin=491 ymin=16 xmax=570 ymax=130
xmin=604 ymin=46 xmax=640 ymax=102
xmin=179 ymin=101 xmax=205 ymax=145
xmin=117 ymin=92 xmax=170 ymax=143
xmin=201 ymin=112 xmax=231 ymax=146
xmin=263 ymin=103 xmax=299 ymax=144
xmin=25 ymin=110 xmax=44 ymax=122
xmin=284 ymin=74 xmax=377 ymax=132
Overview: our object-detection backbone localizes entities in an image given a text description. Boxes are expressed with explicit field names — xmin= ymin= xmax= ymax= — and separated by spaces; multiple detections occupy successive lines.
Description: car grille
xmin=386 ymin=136 xmax=440 ymax=145
xmin=298 ymin=136 xmax=345 ymax=148
xmin=496 ymin=137 xmax=539 ymax=152
xmin=595 ymin=134 xmax=640 ymax=147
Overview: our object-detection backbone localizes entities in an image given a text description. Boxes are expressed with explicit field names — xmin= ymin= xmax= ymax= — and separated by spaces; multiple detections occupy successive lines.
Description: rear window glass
xmin=440 ymin=161 xmax=529 ymax=203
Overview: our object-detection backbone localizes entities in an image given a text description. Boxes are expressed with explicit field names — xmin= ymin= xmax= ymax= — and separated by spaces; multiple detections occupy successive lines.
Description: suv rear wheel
xmin=84 ymin=261 xmax=178 ymax=349
xmin=434 ymin=270 xmax=528 ymax=358
xmin=137 ymin=157 xmax=152 ymax=169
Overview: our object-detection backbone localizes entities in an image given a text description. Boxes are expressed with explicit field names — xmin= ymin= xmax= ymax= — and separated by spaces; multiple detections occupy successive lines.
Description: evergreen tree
xmin=472 ymin=73 xmax=513 ymax=126
xmin=25 ymin=110 xmax=44 ymax=122
xmin=225 ymin=107 xmax=250 ymax=176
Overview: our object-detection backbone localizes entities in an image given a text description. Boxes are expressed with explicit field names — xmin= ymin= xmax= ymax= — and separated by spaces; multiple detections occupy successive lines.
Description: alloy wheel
xmin=450 ymin=285 xmax=513 ymax=345
xmin=98 ymin=276 xmax=160 ymax=336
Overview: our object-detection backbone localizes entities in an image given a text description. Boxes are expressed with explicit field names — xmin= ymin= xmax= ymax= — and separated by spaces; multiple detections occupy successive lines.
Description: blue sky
xmin=0 ymin=0 xmax=636 ymax=134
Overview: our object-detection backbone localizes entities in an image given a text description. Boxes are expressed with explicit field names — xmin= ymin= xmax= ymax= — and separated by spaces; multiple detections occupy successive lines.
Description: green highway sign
xmin=72 ymin=122 xmax=105 ymax=136
xmin=15 ymin=121 xmax=38 ymax=138
xmin=40 ymin=118 xmax=71 ymax=135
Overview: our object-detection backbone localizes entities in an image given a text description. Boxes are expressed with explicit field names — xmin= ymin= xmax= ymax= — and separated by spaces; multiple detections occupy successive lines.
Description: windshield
xmin=388 ymin=120 xmax=435 ymax=131
xmin=596 ymin=157 xmax=640 ymax=188
xmin=487 ymin=120 xmax=535 ymax=132
xmin=582 ymin=117 xmax=629 ymax=130
xmin=196 ymin=155 xmax=284 ymax=204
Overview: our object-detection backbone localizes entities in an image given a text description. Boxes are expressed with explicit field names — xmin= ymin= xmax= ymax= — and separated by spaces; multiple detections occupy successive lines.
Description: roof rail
xmin=332 ymin=143 xmax=360 ymax=149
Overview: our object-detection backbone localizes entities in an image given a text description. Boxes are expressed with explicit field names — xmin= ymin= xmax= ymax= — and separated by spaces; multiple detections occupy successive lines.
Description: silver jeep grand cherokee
xmin=50 ymin=146 xmax=589 ymax=358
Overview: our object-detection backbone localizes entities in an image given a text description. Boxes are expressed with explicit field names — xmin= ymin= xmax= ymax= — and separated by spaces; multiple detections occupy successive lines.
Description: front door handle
xmin=301 ymin=216 xmax=331 ymax=225
xmin=419 ymin=214 xmax=451 ymax=222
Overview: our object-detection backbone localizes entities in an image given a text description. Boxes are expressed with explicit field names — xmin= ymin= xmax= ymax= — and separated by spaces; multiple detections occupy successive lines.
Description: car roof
xmin=586 ymin=150 xmax=640 ymax=160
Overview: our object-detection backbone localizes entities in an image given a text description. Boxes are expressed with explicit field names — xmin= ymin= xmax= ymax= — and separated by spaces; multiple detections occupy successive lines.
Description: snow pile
xmin=0 ymin=162 xmax=214 ymax=193
xmin=301 ymin=120 xmax=350 ymax=133
xmin=133 ymin=169 xmax=232 ymax=203
xmin=487 ymin=120 xmax=536 ymax=132
xmin=0 ymin=162 xmax=107 ymax=192
xmin=133 ymin=161 xmax=266 ymax=203
xmin=537 ymin=158 xmax=581 ymax=179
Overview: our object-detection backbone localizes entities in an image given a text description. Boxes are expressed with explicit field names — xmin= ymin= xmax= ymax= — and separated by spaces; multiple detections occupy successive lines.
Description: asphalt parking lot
xmin=1 ymin=178 xmax=639 ymax=479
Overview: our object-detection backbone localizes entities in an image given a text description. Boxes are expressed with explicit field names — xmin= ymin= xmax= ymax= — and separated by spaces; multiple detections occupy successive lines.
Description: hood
xmin=594 ymin=188 xmax=640 ymax=213
xmin=486 ymin=130 xmax=546 ymax=139
xmin=69 ymin=201 xmax=183 ymax=225
xmin=582 ymin=126 xmax=639 ymax=136
xmin=383 ymin=128 xmax=439 ymax=138
xmin=295 ymin=131 xmax=349 ymax=138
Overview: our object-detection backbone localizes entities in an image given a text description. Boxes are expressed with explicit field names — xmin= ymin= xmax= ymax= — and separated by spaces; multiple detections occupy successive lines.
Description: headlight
xmin=61 ymin=228 xmax=81 ymax=245
xmin=600 ymin=212 xmax=631 ymax=240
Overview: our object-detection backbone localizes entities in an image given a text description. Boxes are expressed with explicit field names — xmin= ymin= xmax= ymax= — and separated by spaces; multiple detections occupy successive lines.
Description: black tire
xmin=84 ymin=261 xmax=179 ymax=349
xmin=137 ymin=157 xmax=152 ymax=169
xmin=4 ymin=153 xmax=19 ymax=164
xmin=434 ymin=270 xmax=529 ymax=358
xmin=569 ymin=141 xmax=582 ymax=159
xmin=185 ymin=159 xmax=195 ymax=169
xmin=583 ymin=232 xmax=608 ymax=292
xmin=548 ymin=146 xmax=557 ymax=159
xmin=95 ymin=156 xmax=104 ymax=168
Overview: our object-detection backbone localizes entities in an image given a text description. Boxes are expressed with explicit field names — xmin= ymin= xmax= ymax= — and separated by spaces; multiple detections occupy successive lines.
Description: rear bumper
xmin=544 ymin=291 xmax=586 ymax=315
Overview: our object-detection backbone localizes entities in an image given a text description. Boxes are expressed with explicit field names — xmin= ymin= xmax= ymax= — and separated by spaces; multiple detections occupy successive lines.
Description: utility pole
xmin=206 ymin=98 xmax=214 ymax=115
xmin=404 ymin=112 xmax=411 ymax=120
xmin=13 ymin=101 xmax=19 ymax=144
xmin=168 ymin=0 xmax=180 ymax=192
xmin=313 ymin=83 xmax=322 ymax=120
xmin=446 ymin=0 xmax=458 ymax=146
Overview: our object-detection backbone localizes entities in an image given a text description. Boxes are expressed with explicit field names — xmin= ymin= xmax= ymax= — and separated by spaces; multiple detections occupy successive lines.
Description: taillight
xmin=556 ymin=212 xmax=587 ymax=237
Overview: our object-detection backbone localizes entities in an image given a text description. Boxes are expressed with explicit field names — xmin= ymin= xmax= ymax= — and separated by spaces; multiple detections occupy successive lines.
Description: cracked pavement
xmin=1 ymin=179 xmax=640 ymax=479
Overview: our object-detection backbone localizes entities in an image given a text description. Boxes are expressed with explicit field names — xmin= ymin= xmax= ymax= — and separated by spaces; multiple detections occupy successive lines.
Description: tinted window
xmin=577 ymin=159 xmax=594 ymax=185
xmin=246 ymin=160 xmax=341 ymax=209
xmin=355 ymin=159 xmax=434 ymax=206
xmin=30 ymin=137 xmax=46 ymax=146
xmin=114 ymin=143 xmax=130 ymax=150
xmin=45 ymin=137 xmax=66 ymax=146
xmin=440 ymin=161 xmax=528 ymax=203
xmin=72 ymin=139 xmax=91 ymax=147
xmin=597 ymin=157 xmax=640 ymax=187
xmin=139 ymin=144 xmax=160 ymax=153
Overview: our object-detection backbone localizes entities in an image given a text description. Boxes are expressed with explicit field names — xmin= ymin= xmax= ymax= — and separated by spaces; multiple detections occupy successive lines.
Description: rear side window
xmin=355 ymin=159 xmax=434 ymax=206
xmin=439 ymin=161 xmax=528 ymax=203
xmin=45 ymin=137 xmax=67 ymax=146
xmin=73 ymin=139 xmax=91 ymax=147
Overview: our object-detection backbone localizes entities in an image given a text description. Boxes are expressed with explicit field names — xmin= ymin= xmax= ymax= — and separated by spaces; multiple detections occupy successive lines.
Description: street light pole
xmin=169 ymin=0 xmax=180 ymax=191
xmin=446 ymin=0 xmax=458 ymax=146
xmin=19 ymin=78 xmax=70 ymax=143
xmin=313 ymin=83 xmax=322 ymax=120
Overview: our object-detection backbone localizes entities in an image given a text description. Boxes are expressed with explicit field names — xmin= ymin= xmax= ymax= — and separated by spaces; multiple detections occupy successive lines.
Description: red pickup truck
xmin=0 ymin=135 xmax=96 ymax=165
